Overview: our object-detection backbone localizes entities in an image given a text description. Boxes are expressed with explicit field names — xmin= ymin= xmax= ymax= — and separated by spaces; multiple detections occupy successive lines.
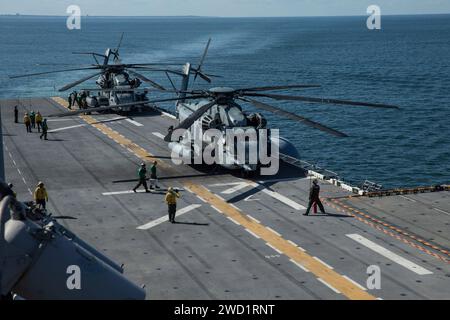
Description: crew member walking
xmin=34 ymin=181 xmax=48 ymax=210
xmin=133 ymin=163 xmax=150 ymax=193
xmin=303 ymin=179 xmax=326 ymax=216
xmin=165 ymin=187 xmax=180 ymax=223
xmin=68 ymin=94 xmax=73 ymax=109
xmin=40 ymin=119 xmax=48 ymax=140
xmin=73 ymin=91 xmax=78 ymax=108
xmin=30 ymin=110 xmax=36 ymax=129
xmin=14 ymin=106 xmax=18 ymax=123
xmin=24 ymin=113 xmax=31 ymax=133
xmin=36 ymin=111 xmax=43 ymax=132
xmin=149 ymin=161 xmax=160 ymax=189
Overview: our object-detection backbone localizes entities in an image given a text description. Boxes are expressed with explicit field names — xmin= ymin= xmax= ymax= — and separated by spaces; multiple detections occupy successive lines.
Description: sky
xmin=1 ymin=0 xmax=450 ymax=17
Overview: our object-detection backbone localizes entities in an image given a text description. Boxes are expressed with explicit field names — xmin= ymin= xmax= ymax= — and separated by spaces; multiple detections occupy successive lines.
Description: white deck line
xmin=290 ymin=259 xmax=310 ymax=272
xmin=152 ymin=132 xmax=165 ymax=139
xmin=125 ymin=118 xmax=144 ymax=127
xmin=317 ymin=278 xmax=341 ymax=294
xmin=346 ymin=234 xmax=433 ymax=275
xmin=137 ymin=204 xmax=201 ymax=230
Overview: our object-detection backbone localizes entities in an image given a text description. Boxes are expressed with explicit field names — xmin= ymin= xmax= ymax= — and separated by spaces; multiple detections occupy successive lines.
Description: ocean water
xmin=1 ymin=15 xmax=449 ymax=188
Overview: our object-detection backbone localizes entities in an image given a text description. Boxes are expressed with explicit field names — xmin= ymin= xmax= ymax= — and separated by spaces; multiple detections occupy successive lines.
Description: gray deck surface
xmin=1 ymin=97 xmax=449 ymax=300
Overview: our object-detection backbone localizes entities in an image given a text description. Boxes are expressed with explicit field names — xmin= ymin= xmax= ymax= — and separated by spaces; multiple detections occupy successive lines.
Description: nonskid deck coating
xmin=1 ymin=97 xmax=449 ymax=300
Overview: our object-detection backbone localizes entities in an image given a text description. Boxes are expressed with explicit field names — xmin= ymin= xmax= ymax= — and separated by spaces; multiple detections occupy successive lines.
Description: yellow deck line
xmin=51 ymin=97 xmax=376 ymax=300
xmin=185 ymin=183 xmax=375 ymax=300
xmin=52 ymin=97 xmax=167 ymax=168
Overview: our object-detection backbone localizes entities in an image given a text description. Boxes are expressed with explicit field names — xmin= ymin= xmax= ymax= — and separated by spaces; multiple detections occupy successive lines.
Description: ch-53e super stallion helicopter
xmin=47 ymin=39 xmax=400 ymax=176
xmin=9 ymin=34 xmax=209 ymax=114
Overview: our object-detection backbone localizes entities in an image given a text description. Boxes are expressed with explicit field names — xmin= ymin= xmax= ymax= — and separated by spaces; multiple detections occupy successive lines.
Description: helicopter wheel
xmin=240 ymin=169 xmax=250 ymax=178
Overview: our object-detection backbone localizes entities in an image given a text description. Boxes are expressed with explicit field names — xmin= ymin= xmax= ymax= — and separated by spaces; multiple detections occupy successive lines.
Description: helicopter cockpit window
xmin=226 ymin=106 xmax=246 ymax=126
xmin=114 ymin=74 xmax=129 ymax=86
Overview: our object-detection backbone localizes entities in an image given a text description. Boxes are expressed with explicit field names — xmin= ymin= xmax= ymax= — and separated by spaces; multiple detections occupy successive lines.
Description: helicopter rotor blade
xmin=9 ymin=66 xmax=101 ymax=79
xmin=116 ymin=32 xmax=124 ymax=53
xmin=58 ymin=71 xmax=105 ymax=92
xmin=244 ymin=93 xmax=400 ymax=109
xmin=72 ymin=52 xmax=107 ymax=58
xmin=239 ymin=84 xmax=321 ymax=92
xmin=165 ymin=72 xmax=178 ymax=93
xmin=47 ymin=95 xmax=208 ymax=117
xmin=197 ymin=70 xmax=212 ymax=83
xmin=130 ymin=66 xmax=186 ymax=77
xmin=241 ymin=97 xmax=348 ymax=137
xmin=127 ymin=70 xmax=166 ymax=91
xmin=198 ymin=38 xmax=211 ymax=72
xmin=79 ymin=87 xmax=156 ymax=92
xmin=164 ymin=99 xmax=217 ymax=142
xmin=194 ymin=38 xmax=211 ymax=83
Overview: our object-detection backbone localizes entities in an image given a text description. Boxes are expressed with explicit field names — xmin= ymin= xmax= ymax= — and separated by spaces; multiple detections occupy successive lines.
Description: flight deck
xmin=1 ymin=97 xmax=449 ymax=300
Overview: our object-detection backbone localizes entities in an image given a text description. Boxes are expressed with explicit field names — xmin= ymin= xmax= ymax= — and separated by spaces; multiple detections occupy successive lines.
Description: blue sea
xmin=1 ymin=15 xmax=449 ymax=188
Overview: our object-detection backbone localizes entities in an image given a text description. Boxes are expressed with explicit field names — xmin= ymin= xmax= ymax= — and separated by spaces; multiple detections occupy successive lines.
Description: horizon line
xmin=1 ymin=12 xmax=450 ymax=18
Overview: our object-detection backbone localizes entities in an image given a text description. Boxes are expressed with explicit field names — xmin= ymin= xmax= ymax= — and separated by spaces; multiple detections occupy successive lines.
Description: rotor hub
xmin=209 ymin=87 xmax=235 ymax=94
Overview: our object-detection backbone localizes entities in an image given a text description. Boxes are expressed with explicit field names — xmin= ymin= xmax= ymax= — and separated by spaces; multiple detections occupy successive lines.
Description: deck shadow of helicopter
xmin=226 ymin=162 xmax=308 ymax=204
xmin=126 ymin=108 xmax=165 ymax=119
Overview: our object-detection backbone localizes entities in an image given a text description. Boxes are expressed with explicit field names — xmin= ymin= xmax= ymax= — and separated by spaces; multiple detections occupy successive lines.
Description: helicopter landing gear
xmin=240 ymin=168 xmax=252 ymax=178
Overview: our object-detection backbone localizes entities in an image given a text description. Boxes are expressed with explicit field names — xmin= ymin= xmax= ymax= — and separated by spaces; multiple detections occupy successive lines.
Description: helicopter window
xmin=227 ymin=106 xmax=246 ymax=126
xmin=114 ymin=74 xmax=129 ymax=85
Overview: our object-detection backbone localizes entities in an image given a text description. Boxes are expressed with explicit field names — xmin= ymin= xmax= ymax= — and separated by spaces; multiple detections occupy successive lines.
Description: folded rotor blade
xmin=244 ymin=93 xmax=400 ymax=109
xmin=58 ymin=71 xmax=105 ymax=92
xmin=9 ymin=66 xmax=101 ymax=79
xmin=164 ymin=99 xmax=217 ymax=141
xmin=127 ymin=70 xmax=166 ymax=91
xmin=239 ymin=85 xmax=321 ymax=92
xmin=48 ymin=95 xmax=207 ymax=117
xmin=194 ymin=38 xmax=211 ymax=83
xmin=130 ymin=66 xmax=186 ymax=77
xmin=243 ymin=97 xmax=348 ymax=137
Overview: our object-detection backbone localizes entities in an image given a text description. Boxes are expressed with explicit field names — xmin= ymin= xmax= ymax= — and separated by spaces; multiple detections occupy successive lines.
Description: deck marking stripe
xmin=434 ymin=208 xmax=450 ymax=216
xmin=137 ymin=204 xmax=201 ymax=230
xmin=152 ymin=132 xmax=165 ymax=139
xmin=103 ymin=190 xmax=146 ymax=196
xmin=399 ymin=195 xmax=417 ymax=203
xmin=51 ymin=97 xmax=373 ymax=300
xmin=342 ymin=276 xmax=366 ymax=291
xmin=287 ymin=240 xmax=307 ymax=252
xmin=211 ymin=205 xmax=223 ymax=214
xmin=245 ymin=228 xmax=261 ymax=239
xmin=221 ymin=182 xmax=249 ymax=195
xmin=327 ymin=198 xmax=450 ymax=262
xmin=346 ymin=234 xmax=433 ymax=275
xmin=227 ymin=217 xmax=240 ymax=225
xmin=266 ymin=243 xmax=283 ymax=255
xmin=186 ymin=183 xmax=376 ymax=300
xmin=161 ymin=111 xmax=176 ymax=119
xmin=52 ymin=97 xmax=168 ymax=168
xmin=318 ymin=278 xmax=341 ymax=294
xmin=229 ymin=203 xmax=241 ymax=211
xmin=249 ymin=182 xmax=305 ymax=210
xmin=290 ymin=259 xmax=310 ymax=272
xmin=266 ymin=226 xmax=282 ymax=237
xmin=313 ymin=256 xmax=334 ymax=270
xmin=48 ymin=124 xmax=86 ymax=132
xmin=247 ymin=215 xmax=260 ymax=224
xmin=125 ymin=119 xmax=144 ymax=127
